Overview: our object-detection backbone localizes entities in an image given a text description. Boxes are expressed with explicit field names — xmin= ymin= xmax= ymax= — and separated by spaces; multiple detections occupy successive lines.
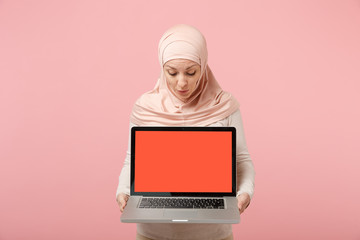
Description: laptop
xmin=120 ymin=126 xmax=240 ymax=224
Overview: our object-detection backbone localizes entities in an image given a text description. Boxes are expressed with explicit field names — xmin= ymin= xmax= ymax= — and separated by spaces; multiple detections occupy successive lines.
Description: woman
xmin=116 ymin=24 xmax=255 ymax=240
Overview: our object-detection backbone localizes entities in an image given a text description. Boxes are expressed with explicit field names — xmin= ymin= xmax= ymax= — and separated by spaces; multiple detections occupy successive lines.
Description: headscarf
xmin=130 ymin=24 xmax=239 ymax=126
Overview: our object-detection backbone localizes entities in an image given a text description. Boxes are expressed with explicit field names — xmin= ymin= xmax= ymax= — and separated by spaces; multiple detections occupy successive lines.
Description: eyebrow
xmin=165 ymin=64 xmax=198 ymax=70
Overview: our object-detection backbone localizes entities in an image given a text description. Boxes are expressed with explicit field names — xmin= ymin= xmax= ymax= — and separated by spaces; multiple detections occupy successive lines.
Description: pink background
xmin=1 ymin=0 xmax=359 ymax=239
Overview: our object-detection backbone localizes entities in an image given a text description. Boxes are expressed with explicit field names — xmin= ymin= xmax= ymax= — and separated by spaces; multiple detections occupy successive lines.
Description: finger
xmin=120 ymin=203 xmax=127 ymax=212
xmin=238 ymin=198 xmax=248 ymax=212
xmin=238 ymin=203 xmax=244 ymax=214
xmin=117 ymin=194 xmax=130 ymax=212
xmin=124 ymin=194 xmax=129 ymax=201
xmin=239 ymin=205 xmax=245 ymax=214
xmin=117 ymin=199 xmax=124 ymax=209
xmin=119 ymin=203 xmax=124 ymax=212
xmin=119 ymin=199 xmax=127 ymax=212
xmin=116 ymin=198 xmax=123 ymax=207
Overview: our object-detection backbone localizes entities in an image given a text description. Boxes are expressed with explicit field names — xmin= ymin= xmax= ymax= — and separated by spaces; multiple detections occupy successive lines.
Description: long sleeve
xmin=116 ymin=122 xmax=136 ymax=197
xmin=228 ymin=109 xmax=255 ymax=199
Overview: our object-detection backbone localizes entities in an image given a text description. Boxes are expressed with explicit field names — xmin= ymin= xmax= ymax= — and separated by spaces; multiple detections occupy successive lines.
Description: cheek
xmin=166 ymin=77 xmax=176 ymax=90
xmin=192 ymin=75 xmax=201 ymax=86
xmin=188 ymin=78 xmax=198 ymax=91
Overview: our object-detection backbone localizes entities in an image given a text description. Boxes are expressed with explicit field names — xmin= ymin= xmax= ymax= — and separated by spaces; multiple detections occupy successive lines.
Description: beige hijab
xmin=130 ymin=24 xmax=239 ymax=126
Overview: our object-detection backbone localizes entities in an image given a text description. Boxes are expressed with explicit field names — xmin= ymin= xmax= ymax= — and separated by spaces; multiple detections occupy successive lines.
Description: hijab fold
xmin=130 ymin=24 xmax=239 ymax=126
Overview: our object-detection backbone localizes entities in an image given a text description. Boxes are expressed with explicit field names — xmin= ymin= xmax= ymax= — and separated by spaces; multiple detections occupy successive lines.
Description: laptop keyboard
xmin=139 ymin=198 xmax=225 ymax=209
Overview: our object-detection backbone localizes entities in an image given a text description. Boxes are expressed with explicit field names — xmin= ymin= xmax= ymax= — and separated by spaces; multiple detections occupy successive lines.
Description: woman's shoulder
xmin=229 ymin=108 xmax=241 ymax=119
xmin=208 ymin=108 xmax=241 ymax=127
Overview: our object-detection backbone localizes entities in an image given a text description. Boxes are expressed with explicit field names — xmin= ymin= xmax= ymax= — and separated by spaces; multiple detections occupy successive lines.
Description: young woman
xmin=116 ymin=24 xmax=255 ymax=240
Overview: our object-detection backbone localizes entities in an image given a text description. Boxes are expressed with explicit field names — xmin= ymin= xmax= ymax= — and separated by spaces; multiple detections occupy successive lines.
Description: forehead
xmin=164 ymin=59 xmax=200 ymax=69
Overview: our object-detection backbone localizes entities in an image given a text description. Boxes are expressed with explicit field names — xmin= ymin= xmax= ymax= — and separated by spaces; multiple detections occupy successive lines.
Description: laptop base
xmin=121 ymin=196 xmax=240 ymax=224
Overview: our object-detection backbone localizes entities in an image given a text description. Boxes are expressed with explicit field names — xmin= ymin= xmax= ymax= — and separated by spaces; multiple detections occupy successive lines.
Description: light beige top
xmin=116 ymin=109 xmax=255 ymax=240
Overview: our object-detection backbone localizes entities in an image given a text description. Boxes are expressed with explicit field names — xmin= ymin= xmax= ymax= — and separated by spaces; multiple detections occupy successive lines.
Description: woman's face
xmin=163 ymin=59 xmax=201 ymax=102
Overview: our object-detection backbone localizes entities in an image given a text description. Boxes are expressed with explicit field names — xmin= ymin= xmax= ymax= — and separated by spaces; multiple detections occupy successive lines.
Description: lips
xmin=177 ymin=90 xmax=189 ymax=94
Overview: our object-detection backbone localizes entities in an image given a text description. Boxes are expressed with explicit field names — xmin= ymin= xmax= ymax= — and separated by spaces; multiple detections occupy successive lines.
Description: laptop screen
xmin=130 ymin=127 xmax=236 ymax=196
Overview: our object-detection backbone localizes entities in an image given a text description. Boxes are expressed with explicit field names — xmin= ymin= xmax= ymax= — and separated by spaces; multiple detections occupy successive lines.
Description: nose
xmin=177 ymin=74 xmax=188 ymax=88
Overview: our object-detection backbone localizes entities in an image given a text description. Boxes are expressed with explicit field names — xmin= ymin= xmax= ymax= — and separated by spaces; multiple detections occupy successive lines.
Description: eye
xmin=168 ymin=71 xmax=177 ymax=76
xmin=187 ymin=71 xmax=196 ymax=76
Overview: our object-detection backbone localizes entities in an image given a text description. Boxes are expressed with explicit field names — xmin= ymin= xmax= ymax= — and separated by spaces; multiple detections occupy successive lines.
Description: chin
xmin=177 ymin=95 xmax=190 ymax=102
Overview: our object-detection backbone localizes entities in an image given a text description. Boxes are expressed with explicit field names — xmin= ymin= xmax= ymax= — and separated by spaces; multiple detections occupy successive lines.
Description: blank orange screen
xmin=134 ymin=131 xmax=232 ymax=192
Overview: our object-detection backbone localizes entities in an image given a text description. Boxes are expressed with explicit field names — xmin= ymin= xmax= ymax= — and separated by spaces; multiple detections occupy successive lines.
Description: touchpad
xmin=163 ymin=210 xmax=198 ymax=218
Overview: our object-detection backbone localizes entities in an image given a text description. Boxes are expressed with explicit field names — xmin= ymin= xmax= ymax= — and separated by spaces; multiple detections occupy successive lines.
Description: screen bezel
xmin=130 ymin=126 xmax=236 ymax=197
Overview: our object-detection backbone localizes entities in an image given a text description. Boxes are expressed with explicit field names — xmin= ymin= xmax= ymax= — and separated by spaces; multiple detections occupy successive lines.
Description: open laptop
xmin=120 ymin=126 xmax=240 ymax=224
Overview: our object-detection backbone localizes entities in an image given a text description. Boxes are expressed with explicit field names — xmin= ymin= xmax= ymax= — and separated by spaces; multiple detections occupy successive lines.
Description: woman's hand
xmin=237 ymin=193 xmax=250 ymax=214
xmin=116 ymin=193 xmax=130 ymax=213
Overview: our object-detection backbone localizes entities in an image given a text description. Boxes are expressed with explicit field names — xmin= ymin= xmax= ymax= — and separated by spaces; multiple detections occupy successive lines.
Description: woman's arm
xmin=116 ymin=122 xmax=137 ymax=211
xmin=228 ymin=109 xmax=255 ymax=212
xmin=229 ymin=109 xmax=255 ymax=198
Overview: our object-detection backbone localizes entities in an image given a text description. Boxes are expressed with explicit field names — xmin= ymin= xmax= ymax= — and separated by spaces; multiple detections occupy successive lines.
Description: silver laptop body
xmin=121 ymin=126 xmax=240 ymax=224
